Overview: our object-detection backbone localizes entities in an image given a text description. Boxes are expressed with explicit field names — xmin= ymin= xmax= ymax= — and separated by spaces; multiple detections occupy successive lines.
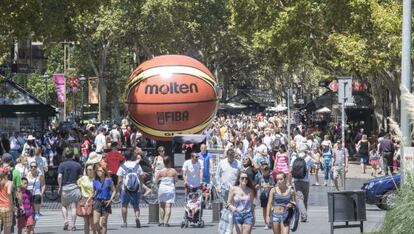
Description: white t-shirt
xmin=294 ymin=134 xmax=304 ymax=146
xmin=94 ymin=133 xmax=106 ymax=152
xmin=109 ymin=129 xmax=121 ymax=143
xmin=182 ymin=159 xmax=204 ymax=188
xmin=116 ymin=161 xmax=144 ymax=191
xmin=263 ymin=135 xmax=273 ymax=150
xmin=216 ymin=159 xmax=242 ymax=190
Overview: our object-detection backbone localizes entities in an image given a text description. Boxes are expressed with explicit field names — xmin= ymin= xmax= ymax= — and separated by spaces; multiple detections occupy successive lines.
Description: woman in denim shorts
xmin=226 ymin=172 xmax=256 ymax=234
xmin=266 ymin=172 xmax=296 ymax=234
xmin=92 ymin=166 xmax=116 ymax=234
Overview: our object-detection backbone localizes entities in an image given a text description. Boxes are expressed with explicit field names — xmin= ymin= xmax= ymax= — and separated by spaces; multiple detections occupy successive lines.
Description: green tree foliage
xmin=0 ymin=0 xmax=406 ymax=119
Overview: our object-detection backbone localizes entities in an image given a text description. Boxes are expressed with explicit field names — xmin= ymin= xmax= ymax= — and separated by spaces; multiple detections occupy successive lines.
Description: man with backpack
xmin=116 ymin=150 xmax=148 ymax=228
xmin=290 ymin=143 xmax=313 ymax=222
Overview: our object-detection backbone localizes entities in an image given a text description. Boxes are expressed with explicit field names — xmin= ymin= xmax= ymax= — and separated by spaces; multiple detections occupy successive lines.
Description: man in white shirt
xmin=182 ymin=152 xmax=203 ymax=193
xmin=294 ymin=133 xmax=305 ymax=147
xmin=109 ymin=124 xmax=121 ymax=144
xmin=94 ymin=128 xmax=107 ymax=153
xmin=216 ymin=149 xmax=241 ymax=201
xmin=9 ymin=132 xmax=20 ymax=161
xmin=262 ymin=129 xmax=273 ymax=151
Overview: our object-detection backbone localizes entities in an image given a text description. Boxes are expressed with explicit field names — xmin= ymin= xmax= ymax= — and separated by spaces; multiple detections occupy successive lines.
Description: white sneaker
xmin=264 ymin=226 xmax=270 ymax=230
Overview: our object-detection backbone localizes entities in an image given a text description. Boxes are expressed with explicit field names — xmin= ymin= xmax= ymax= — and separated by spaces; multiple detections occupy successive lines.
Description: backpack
xmin=121 ymin=163 xmax=140 ymax=192
xmin=292 ymin=157 xmax=307 ymax=179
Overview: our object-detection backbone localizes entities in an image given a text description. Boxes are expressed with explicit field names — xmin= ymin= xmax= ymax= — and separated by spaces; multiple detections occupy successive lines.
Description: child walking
xmin=18 ymin=178 xmax=35 ymax=234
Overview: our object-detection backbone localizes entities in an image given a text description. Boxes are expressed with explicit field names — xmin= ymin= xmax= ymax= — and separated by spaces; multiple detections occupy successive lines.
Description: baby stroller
xmin=181 ymin=189 xmax=205 ymax=228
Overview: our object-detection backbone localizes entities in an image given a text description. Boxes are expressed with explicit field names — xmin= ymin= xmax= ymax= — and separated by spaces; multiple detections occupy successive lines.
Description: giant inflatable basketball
xmin=126 ymin=55 xmax=219 ymax=141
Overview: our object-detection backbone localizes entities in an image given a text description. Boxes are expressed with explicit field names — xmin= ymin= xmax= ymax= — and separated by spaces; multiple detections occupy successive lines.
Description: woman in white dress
xmin=152 ymin=146 xmax=166 ymax=177
xmin=155 ymin=156 xmax=177 ymax=227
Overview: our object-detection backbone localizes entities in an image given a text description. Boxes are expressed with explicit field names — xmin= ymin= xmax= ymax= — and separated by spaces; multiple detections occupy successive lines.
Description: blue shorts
xmin=120 ymin=190 xmax=140 ymax=208
xmin=233 ymin=212 xmax=254 ymax=225
xmin=272 ymin=211 xmax=288 ymax=223
xmin=359 ymin=155 xmax=368 ymax=165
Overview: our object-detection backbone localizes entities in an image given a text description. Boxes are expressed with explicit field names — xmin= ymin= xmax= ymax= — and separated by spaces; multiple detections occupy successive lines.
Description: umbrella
xmin=315 ymin=107 xmax=331 ymax=113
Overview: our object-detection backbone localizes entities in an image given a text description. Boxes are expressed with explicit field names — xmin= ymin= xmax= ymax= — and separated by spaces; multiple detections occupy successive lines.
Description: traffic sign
xmin=328 ymin=80 xmax=338 ymax=92
xmin=338 ymin=77 xmax=353 ymax=104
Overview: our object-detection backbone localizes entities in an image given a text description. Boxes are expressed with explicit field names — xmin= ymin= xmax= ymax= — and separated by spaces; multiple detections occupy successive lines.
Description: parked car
xmin=361 ymin=173 xmax=400 ymax=210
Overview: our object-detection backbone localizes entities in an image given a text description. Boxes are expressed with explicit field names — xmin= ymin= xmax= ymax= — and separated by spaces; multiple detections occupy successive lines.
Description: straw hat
xmin=86 ymin=152 xmax=102 ymax=165
xmin=361 ymin=135 xmax=368 ymax=141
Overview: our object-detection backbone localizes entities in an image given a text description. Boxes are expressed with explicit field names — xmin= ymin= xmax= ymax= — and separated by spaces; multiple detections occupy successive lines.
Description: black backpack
xmin=292 ymin=157 xmax=307 ymax=179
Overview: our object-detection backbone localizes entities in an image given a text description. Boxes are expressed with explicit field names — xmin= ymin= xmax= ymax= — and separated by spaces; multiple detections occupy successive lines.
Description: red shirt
xmin=81 ymin=139 xmax=90 ymax=156
xmin=106 ymin=151 xmax=125 ymax=175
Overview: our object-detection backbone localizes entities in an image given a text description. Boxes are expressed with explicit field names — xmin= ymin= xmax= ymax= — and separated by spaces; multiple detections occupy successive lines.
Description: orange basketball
xmin=126 ymin=55 xmax=218 ymax=141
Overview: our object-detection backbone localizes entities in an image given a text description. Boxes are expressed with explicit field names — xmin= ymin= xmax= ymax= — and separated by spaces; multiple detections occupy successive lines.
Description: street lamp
xmin=79 ymin=75 xmax=87 ymax=120
xmin=41 ymin=72 xmax=49 ymax=104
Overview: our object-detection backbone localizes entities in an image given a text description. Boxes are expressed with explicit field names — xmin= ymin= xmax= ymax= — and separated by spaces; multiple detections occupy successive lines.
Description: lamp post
xmin=79 ymin=75 xmax=87 ymax=121
xmin=41 ymin=72 xmax=49 ymax=104
xmin=400 ymin=0 xmax=412 ymax=184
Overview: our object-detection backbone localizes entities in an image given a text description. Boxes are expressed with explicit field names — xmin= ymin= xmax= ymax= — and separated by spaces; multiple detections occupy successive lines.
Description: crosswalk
xmin=36 ymin=207 xmax=219 ymax=228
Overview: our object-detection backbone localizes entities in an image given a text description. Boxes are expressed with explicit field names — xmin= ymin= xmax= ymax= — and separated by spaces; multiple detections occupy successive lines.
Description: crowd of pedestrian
xmin=0 ymin=111 xmax=402 ymax=234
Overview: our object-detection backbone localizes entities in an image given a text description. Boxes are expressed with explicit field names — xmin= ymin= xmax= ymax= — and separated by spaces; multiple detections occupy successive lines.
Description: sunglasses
xmin=240 ymin=177 xmax=248 ymax=181
xmin=87 ymin=169 xmax=93 ymax=171
xmin=97 ymin=170 xmax=104 ymax=173
xmin=159 ymin=150 xmax=165 ymax=152
xmin=30 ymin=166 xmax=37 ymax=168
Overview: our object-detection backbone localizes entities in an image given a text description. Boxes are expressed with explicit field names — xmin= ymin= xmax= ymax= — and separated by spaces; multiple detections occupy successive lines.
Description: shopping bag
xmin=218 ymin=208 xmax=233 ymax=234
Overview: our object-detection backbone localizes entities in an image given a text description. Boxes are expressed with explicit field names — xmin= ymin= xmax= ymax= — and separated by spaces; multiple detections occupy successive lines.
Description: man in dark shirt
xmin=0 ymin=133 xmax=10 ymax=155
xmin=379 ymin=134 xmax=394 ymax=175
xmin=58 ymin=148 xmax=82 ymax=231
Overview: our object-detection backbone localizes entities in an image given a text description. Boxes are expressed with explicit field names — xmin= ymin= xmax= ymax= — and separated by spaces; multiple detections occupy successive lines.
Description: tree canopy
xmin=0 ymin=0 xmax=406 ymax=119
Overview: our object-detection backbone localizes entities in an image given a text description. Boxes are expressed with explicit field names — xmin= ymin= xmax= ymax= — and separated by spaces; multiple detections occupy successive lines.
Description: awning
xmin=172 ymin=134 xmax=206 ymax=144
xmin=267 ymin=104 xmax=288 ymax=112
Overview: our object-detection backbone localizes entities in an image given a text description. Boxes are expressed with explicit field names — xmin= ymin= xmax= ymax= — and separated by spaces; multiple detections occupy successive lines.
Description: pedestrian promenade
xmin=35 ymin=205 xmax=384 ymax=234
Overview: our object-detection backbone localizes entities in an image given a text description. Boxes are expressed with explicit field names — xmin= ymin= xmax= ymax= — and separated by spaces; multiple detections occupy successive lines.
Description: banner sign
xmin=53 ymin=73 xmax=65 ymax=103
xmin=403 ymin=147 xmax=414 ymax=171
xmin=88 ymin=77 xmax=99 ymax=104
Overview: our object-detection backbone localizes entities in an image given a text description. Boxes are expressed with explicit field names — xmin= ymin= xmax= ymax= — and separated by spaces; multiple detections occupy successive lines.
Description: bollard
xmin=212 ymin=201 xmax=223 ymax=223
xmin=148 ymin=203 xmax=159 ymax=224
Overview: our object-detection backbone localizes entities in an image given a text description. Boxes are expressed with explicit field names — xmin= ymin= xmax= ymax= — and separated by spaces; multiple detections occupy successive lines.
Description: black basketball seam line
xmin=128 ymin=63 xmax=215 ymax=82
xmin=128 ymin=109 xmax=216 ymax=132
xmin=125 ymin=99 xmax=219 ymax=105
xmin=126 ymin=76 xmax=217 ymax=100
xmin=127 ymin=72 xmax=217 ymax=91
xmin=128 ymin=103 xmax=216 ymax=131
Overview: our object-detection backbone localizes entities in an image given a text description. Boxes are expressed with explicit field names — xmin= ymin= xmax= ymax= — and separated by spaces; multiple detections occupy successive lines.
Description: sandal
xmin=63 ymin=222 xmax=69 ymax=231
